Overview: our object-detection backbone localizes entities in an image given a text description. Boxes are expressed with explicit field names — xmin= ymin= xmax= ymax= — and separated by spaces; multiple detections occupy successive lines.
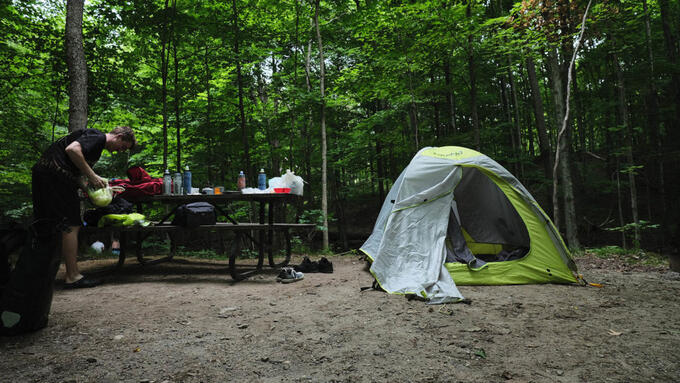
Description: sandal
xmin=64 ymin=276 xmax=102 ymax=289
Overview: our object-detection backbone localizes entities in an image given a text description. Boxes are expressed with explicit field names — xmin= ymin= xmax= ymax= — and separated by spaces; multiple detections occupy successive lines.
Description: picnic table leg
xmin=257 ymin=200 xmax=265 ymax=270
xmin=117 ymin=231 xmax=128 ymax=268
xmin=229 ymin=232 xmax=258 ymax=281
xmin=268 ymin=229 xmax=291 ymax=268
xmin=267 ymin=201 xmax=275 ymax=266
xmin=135 ymin=231 xmax=144 ymax=264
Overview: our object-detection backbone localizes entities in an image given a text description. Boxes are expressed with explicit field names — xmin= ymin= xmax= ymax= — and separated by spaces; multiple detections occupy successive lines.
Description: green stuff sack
xmin=97 ymin=213 xmax=150 ymax=228
xmin=88 ymin=187 xmax=113 ymax=207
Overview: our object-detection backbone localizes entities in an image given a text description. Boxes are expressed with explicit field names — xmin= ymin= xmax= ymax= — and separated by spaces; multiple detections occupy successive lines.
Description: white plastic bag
xmin=281 ymin=169 xmax=304 ymax=196
xmin=90 ymin=241 xmax=105 ymax=253
xmin=268 ymin=177 xmax=286 ymax=189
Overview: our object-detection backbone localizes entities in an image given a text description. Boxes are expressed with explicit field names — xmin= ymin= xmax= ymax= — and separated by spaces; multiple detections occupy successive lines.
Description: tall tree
xmin=526 ymin=56 xmax=552 ymax=178
xmin=232 ymin=0 xmax=250 ymax=179
xmin=312 ymin=0 xmax=329 ymax=250
xmin=65 ymin=0 xmax=87 ymax=132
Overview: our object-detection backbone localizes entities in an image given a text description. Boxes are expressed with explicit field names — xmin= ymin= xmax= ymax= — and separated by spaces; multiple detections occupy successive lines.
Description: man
xmin=32 ymin=126 xmax=135 ymax=288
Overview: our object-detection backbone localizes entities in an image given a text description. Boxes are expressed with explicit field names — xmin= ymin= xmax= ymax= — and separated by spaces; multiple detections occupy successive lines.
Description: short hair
xmin=110 ymin=126 xmax=136 ymax=148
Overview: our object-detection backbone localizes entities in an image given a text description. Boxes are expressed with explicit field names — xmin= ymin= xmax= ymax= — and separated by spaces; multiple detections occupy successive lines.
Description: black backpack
xmin=1 ymin=219 xmax=63 ymax=336
xmin=172 ymin=202 xmax=216 ymax=227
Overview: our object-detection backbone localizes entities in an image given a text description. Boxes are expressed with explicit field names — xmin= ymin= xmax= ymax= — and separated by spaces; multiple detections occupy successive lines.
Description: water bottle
xmin=163 ymin=169 xmax=172 ymax=195
xmin=258 ymin=169 xmax=267 ymax=190
xmin=183 ymin=165 xmax=192 ymax=195
xmin=237 ymin=171 xmax=246 ymax=190
xmin=173 ymin=172 xmax=182 ymax=195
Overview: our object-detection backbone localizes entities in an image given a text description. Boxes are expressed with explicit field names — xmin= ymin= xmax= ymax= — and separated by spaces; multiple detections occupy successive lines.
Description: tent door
xmin=445 ymin=203 xmax=487 ymax=270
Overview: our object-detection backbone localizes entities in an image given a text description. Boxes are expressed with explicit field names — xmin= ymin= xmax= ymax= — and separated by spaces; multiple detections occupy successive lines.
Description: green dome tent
xmin=360 ymin=146 xmax=579 ymax=304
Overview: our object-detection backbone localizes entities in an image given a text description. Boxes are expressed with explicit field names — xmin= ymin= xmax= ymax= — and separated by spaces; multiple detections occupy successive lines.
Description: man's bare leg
xmin=62 ymin=226 xmax=82 ymax=284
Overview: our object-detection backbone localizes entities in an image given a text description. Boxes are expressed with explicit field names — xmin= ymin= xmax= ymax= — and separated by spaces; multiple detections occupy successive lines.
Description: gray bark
xmin=614 ymin=52 xmax=640 ymax=246
xmin=313 ymin=0 xmax=329 ymax=250
xmin=232 ymin=0 xmax=250 ymax=178
xmin=65 ymin=0 xmax=87 ymax=132
xmin=526 ymin=56 xmax=552 ymax=178
xmin=160 ymin=0 xmax=170 ymax=170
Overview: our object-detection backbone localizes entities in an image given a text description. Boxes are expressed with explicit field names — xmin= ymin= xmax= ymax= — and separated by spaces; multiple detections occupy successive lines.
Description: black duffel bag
xmin=172 ymin=202 xmax=217 ymax=227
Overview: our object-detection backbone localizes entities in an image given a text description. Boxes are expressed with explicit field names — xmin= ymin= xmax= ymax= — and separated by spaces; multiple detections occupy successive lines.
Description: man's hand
xmin=88 ymin=174 xmax=108 ymax=190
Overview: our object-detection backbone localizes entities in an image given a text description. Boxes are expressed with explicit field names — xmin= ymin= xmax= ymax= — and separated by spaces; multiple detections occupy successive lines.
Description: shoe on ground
xmin=64 ymin=276 xmax=102 ymax=289
xmin=276 ymin=267 xmax=304 ymax=283
xmin=318 ymin=257 xmax=333 ymax=273
xmin=294 ymin=256 xmax=318 ymax=273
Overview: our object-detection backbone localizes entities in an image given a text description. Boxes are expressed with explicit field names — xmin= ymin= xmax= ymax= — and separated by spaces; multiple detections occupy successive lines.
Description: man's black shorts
xmin=32 ymin=169 xmax=81 ymax=227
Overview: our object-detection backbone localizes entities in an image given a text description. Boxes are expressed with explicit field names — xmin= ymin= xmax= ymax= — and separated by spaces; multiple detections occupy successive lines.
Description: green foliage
xmin=582 ymin=246 xmax=667 ymax=267
xmin=1 ymin=0 xmax=678 ymax=252
xmin=299 ymin=209 xmax=329 ymax=231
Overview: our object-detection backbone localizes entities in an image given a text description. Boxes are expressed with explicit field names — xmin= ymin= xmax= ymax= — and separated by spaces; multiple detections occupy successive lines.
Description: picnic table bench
xmin=81 ymin=192 xmax=315 ymax=281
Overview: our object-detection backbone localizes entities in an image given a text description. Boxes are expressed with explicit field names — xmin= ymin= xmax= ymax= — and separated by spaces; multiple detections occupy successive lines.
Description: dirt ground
xmin=1 ymin=253 xmax=679 ymax=383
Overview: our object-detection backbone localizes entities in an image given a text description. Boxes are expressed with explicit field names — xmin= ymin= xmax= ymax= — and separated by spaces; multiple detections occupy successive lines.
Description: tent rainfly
xmin=360 ymin=146 xmax=579 ymax=304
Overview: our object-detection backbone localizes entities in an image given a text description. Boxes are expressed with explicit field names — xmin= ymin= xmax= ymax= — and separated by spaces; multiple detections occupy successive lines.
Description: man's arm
xmin=65 ymin=141 xmax=107 ymax=189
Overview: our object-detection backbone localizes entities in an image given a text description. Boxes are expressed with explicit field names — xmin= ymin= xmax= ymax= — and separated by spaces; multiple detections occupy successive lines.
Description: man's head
xmin=106 ymin=126 xmax=136 ymax=153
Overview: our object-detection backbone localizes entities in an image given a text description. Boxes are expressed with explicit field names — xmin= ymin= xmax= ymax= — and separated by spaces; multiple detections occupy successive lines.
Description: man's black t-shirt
xmin=33 ymin=129 xmax=106 ymax=180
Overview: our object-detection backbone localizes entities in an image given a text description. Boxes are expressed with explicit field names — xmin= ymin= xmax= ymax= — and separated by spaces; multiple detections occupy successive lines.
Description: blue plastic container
xmin=182 ymin=165 xmax=191 ymax=194
xmin=183 ymin=166 xmax=192 ymax=195
xmin=258 ymin=169 xmax=267 ymax=190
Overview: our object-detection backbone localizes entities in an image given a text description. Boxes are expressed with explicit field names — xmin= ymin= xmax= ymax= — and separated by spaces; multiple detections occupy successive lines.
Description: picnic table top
xmin=128 ymin=192 xmax=302 ymax=203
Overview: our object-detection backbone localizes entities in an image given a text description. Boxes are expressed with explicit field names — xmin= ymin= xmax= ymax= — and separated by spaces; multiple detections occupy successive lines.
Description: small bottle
xmin=257 ymin=168 xmax=267 ymax=190
xmin=173 ymin=172 xmax=182 ymax=195
xmin=237 ymin=171 xmax=246 ymax=190
xmin=163 ymin=169 xmax=172 ymax=195
xmin=183 ymin=165 xmax=192 ymax=195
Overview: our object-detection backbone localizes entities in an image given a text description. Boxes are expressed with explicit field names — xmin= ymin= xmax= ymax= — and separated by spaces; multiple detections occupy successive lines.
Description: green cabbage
xmin=88 ymin=187 xmax=113 ymax=207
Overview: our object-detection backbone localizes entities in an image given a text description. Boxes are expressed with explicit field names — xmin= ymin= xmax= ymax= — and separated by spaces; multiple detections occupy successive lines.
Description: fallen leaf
xmin=133 ymin=347 xmax=141 ymax=352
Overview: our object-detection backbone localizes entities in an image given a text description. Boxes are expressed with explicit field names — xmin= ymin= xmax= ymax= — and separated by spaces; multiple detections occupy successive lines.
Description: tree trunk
xmin=615 ymin=159 xmax=627 ymax=249
xmin=172 ymin=0 xmax=181 ymax=172
xmin=65 ymin=0 xmax=87 ymax=132
xmin=444 ymin=59 xmax=456 ymax=135
xmin=549 ymin=48 xmax=565 ymax=231
xmin=302 ymin=17 xmax=313 ymax=204
xmin=407 ymin=70 xmax=419 ymax=151
xmin=526 ymin=57 xmax=552 ymax=179
xmin=643 ymin=0 xmax=666 ymax=248
xmin=550 ymin=47 xmax=580 ymax=249
xmin=508 ymin=57 xmax=523 ymax=178
xmin=376 ymin=135 xmax=385 ymax=205
xmin=614 ymin=51 xmax=640 ymax=247
xmin=333 ymin=169 xmax=349 ymax=250
xmin=467 ymin=1 xmax=480 ymax=150
xmin=551 ymin=0 xmax=591 ymax=250
xmin=289 ymin=0 xmax=301 ymax=170
xmin=312 ymin=0 xmax=329 ymax=250
xmin=160 ymin=0 xmax=170 ymax=170
xmin=500 ymin=77 xmax=517 ymax=172
xmin=204 ymin=44 xmax=214 ymax=183
xmin=658 ymin=0 xmax=680 ymax=128
xmin=431 ymin=73 xmax=441 ymax=139
xmin=232 ymin=0 xmax=250 ymax=180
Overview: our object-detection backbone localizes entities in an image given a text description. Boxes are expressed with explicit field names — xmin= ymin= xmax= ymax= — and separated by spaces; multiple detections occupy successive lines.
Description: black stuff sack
xmin=172 ymin=202 xmax=217 ymax=227
xmin=1 ymin=219 xmax=63 ymax=336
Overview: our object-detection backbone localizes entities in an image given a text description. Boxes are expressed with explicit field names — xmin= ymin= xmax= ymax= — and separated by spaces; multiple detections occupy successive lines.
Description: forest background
xmin=1 ymin=0 xmax=678 ymax=254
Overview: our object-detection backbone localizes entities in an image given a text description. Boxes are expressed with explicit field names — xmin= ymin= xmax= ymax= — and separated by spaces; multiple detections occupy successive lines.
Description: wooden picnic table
xmin=82 ymin=192 xmax=315 ymax=281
